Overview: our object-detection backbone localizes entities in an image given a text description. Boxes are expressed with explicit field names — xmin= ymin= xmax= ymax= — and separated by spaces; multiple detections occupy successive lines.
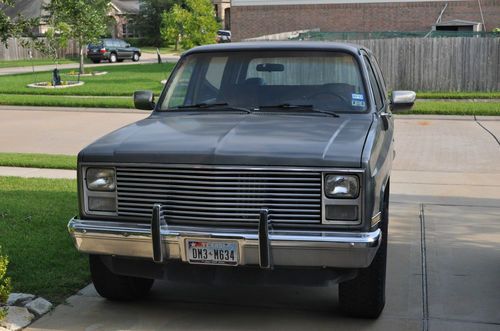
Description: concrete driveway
xmin=0 ymin=107 xmax=498 ymax=330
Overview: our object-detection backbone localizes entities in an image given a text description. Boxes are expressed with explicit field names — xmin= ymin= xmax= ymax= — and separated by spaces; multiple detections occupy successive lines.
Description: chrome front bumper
xmin=68 ymin=218 xmax=381 ymax=268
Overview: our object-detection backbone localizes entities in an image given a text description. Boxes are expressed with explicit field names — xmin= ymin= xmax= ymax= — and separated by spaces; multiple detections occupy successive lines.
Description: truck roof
xmin=183 ymin=41 xmax=368 ymax=56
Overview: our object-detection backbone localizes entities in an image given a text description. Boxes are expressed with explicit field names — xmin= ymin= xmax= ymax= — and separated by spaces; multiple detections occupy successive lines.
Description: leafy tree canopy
xmin=134 ymin=0 xmax=181 ymax=47
xmin=44 ymin=0 xmax=110 ymax=73
xmin=0 ymin=0 xmax=39 ymax=46
xmin=161 ymin=0 xmax=219 ymax=50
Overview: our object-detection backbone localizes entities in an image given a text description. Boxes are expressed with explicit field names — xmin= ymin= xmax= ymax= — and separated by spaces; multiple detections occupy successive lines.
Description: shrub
xmin=0 ymin=246 xmax=12 ymax=321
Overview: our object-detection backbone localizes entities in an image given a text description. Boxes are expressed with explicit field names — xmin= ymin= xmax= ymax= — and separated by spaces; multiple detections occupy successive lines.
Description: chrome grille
xmin=115 ymin=167 xmax=322 ymax=225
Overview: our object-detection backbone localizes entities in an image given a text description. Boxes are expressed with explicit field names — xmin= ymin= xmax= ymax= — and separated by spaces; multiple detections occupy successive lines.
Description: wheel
xmin=89 ymin=255 xmax=154 ymax=301
xmin=109 ymin=53 xmax=117 ymax=63
xmin=91 ymin=59 xmax=100 ymax=64
xmin=132 ymin=52 xmax=140 ymax=62
xmin=338 ymin=180 xmax=389 ymax=318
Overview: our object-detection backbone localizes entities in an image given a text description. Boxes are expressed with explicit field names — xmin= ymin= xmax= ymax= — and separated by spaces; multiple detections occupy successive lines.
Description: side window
xmin=363 ymin=55 xmax=383 ymax=110
xmin=370 ymin=56 xmax=388 ymax=101
xmin=163 ymin=57 xmax=197 ymax=108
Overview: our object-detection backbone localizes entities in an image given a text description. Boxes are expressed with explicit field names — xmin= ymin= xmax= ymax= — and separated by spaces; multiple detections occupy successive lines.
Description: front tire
xmin=338 ymin=181 xmax=389 ymax=318
xmin=89 ymin=255 xmax=154 ymax=301
xmin=132 ymin=52 xmax=140 ymax=62
xmin=109 ymin=53 xmax=117 ymax=63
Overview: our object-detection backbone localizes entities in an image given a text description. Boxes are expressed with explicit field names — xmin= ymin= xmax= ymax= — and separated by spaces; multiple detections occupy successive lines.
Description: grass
xmin=416 ymin=91 xmax=500 ymax=99
xmin=0 ymin=94 xmax=134 ymax=108
xmin=0 ymin=153 xmax=77 ymax=170
xmin=408 ymin=101 xmax=500 ymax=115
xmin=0 ymin=177 xmax=88 ymax=303
xmin=0 ymin=63 xmax=175 ymax=96
xmin=0 ymin=57 xmax=82 ymax=69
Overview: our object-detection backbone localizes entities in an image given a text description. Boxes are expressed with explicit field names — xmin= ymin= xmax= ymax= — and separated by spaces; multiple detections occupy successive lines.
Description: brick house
xmin=230 ymin=0 xmax=500 ymax=41
xmin=0 ymin=0 xmax=139 ymax=38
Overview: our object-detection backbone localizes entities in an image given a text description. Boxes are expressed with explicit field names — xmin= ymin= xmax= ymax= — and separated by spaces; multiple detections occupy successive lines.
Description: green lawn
xmin=0 ymin=58 xmax=82 ymax=69
xmin=0 ymin=94 xmax=134 ymax=108
xmin=408 ymin=101 xmax=500 ymax=115
xmin=0 ymin=177 xmax=88 ymax=303
xmin=416 ymin=91 xmax=500 ymax=99
xmin=0 ymin=63 xmax=175 ymax=96
xmin=0 ymin=153 xmax=77 ymax=170
xmin=141 ymin=46 xmax=185 ymax=55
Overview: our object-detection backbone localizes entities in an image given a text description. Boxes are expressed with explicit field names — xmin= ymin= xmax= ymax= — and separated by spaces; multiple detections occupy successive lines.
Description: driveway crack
xmin=474 ymin=115 xmax=500 ymax=146
xmin=420 ymin=204 xmax=429 ymax=331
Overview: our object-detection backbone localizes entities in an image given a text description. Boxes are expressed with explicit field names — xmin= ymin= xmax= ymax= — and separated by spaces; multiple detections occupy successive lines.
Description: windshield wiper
xmin=173 ymin=102 xmax=252 ymax=113
xmin=257 ymin=104 xmax=339 ymax=117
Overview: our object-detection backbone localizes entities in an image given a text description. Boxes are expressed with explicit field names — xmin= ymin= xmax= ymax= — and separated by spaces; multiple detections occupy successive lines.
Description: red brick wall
xmin=231 ymin=0 xmax=500 ymax=41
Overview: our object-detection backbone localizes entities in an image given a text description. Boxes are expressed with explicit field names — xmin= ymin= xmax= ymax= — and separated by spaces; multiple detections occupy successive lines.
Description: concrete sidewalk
xmin=0 ymin=166 xmax=75 ymax=179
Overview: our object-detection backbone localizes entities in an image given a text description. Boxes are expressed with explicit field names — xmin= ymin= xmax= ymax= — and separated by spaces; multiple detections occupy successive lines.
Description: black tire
xmin=338 ymin=180 xmax=389 ymax=318
xmin=91 ymin=59 xmax=100 ymax=64
xmin=109 ymin=53 xmax=117 ymax=63
xmin=132 ymin=52 xmax=140 ymax=62
xmin=89 ymin=255 xmax=154 ymax=301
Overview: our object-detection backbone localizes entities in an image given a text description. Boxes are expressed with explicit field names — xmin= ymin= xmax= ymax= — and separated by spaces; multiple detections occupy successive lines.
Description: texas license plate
xmin=186 ymin=239 xmax=239 ymax=266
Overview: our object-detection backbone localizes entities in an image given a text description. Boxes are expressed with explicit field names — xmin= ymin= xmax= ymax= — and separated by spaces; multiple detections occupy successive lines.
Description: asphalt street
xmin=0 ymin=107 xmax=498 ymax=330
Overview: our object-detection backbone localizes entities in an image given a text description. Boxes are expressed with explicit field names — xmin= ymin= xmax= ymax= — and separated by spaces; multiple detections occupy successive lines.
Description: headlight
xmin=86 ymin=168 xmax=115 ymax=191
xmin=324 ymin=175 xmax=359 ymax=198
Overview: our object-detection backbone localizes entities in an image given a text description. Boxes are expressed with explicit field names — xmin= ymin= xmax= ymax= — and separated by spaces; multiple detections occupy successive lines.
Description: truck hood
xmin=79 ymin=112 xmax=372 ymax=168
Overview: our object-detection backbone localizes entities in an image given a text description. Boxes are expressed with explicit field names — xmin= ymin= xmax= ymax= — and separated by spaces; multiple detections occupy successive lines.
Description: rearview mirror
xmin=256 ymin=63 xmax=284 ymax=72
xmin=391 ymin=90 xmax=416 ymax=112
xmin=134 ymin=90 xmax=155 ymax=111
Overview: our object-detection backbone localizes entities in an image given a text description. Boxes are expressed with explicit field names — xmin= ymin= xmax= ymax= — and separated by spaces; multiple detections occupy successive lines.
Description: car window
xmin=160 ymin=51 xmax=368 ymax=112
xmin=164 ymin=57 xmax=198 ymax=108
xmin=370 ymin=56 xmax=388 ymax=101
xmin=364 ymin=55 xmax=383 ymax=110
xmin=205 ymin=57 xmax=228 ymax=89
xmin=246 ymin=54 xmax=362 ymax=87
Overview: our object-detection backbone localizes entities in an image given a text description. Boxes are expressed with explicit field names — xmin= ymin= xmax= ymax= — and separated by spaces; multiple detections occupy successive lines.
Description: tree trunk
xmin=174 ymin=34 xmax=179 ymax=51
xmin=79 ymin=43 xmax=85 ymax=75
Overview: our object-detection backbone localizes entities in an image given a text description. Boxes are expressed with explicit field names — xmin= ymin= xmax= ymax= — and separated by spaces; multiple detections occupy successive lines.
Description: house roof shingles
xmin=1 ymin=0 xmax=139 ymax=18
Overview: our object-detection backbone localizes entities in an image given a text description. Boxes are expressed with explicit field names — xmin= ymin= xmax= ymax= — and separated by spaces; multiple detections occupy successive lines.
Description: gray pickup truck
xmin=68 ymin=42 xmax=415 ymax=318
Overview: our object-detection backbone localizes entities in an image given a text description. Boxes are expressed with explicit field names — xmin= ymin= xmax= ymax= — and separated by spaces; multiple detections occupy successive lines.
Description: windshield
xmin=160 ymin=51 xmax=368 ymax=112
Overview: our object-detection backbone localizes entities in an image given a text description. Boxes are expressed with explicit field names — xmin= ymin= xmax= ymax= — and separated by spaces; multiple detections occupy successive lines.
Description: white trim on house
xmin=231 ymin=0 xmax=461 ymax=6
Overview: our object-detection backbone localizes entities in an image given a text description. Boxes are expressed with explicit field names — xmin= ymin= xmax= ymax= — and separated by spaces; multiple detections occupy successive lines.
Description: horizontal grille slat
xmin=116 ymin=167 xmax=322 ymax=225
xmin=118 ymin=198 xmax=320 ymax=208
xmin=118 ymin=190 xmax=320 ymax=198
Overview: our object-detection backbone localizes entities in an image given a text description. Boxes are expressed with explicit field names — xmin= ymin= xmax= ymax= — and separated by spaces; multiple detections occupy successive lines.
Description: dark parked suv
xmin=87 ymin=38 xmax=141 ymax=63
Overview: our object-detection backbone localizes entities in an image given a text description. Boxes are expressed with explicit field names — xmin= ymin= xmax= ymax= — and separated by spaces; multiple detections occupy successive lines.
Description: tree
xmin=0 ymin=247 xmax=11 ymax=321
xmin=161 ymin=0 xmax=219 ymax=50
xmin=0 ymin=0 xmax=39 ymax=47
xmin=133 ymin=0 xmax=181 ymax=47
xmin=44 ymin=0 xmax=110 ymax=74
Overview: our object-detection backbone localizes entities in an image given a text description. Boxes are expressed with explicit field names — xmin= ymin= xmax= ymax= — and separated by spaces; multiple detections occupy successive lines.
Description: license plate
xmin=186 ymin=239 xmax=239 ymax=266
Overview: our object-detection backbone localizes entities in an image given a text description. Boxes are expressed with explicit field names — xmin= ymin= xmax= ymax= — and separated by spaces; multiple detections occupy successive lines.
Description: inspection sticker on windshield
xmin=352 ymin=93 xmax=365 ymax=100
xmin=186 ymin=239 xmax=239 ymax=266
xmin=352 ymin=93 xmax=366 ymax=107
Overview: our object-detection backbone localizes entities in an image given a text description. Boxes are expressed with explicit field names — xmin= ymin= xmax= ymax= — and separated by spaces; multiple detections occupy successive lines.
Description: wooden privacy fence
xmin=0 ymin=38 xmax=80 ymax=61
xmin=2 ymin=36 xmax=499 ymax=91
xmin=329 ymin=37 xmax=499 ymax=92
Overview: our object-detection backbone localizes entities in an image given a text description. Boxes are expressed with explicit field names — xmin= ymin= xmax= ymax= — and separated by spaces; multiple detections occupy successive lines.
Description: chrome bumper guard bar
xmin=68 ymin=212 xmax=381 ymax=269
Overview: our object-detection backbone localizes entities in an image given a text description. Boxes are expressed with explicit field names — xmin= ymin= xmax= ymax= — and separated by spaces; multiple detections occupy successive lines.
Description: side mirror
xmin=134 ymin=90 xmax=155 ymax=111
xmin=391 ymin=90 xmax=416 ymax=112
xmin=126 ymin=43 xmax=131 ymax=48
